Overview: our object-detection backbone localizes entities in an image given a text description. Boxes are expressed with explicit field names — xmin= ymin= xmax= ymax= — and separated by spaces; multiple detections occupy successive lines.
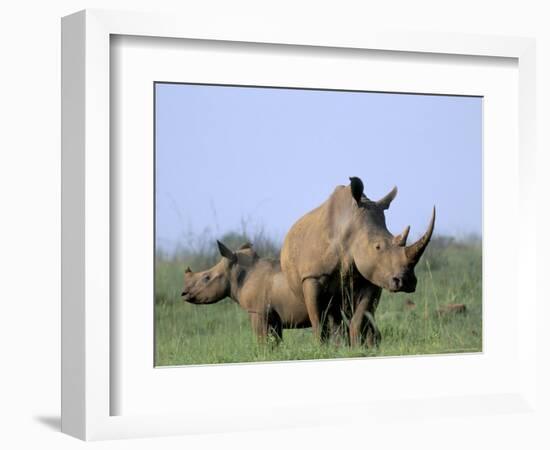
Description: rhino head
xmin=347 ymin=177 xmax=435 ymax=293
xmin=181 ymin=241 xmax=256 ymax=304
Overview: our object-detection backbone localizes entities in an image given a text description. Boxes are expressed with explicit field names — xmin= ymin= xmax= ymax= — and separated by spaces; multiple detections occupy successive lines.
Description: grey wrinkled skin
xmin=280 ymin=176 xmax=435 ymax=346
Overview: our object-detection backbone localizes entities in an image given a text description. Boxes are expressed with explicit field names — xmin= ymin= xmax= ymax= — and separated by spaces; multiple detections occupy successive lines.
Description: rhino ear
xmin=185 ymin=266 xmax=192 ymax=273
xmin=349 ymin=177 xmax=364 ymax=205
xmin=217 ymin=240 xmax=237 ymax=263
xmin=376 ymin=186 xmax=397 ymax=210
xmin=238 ymin=242 xmax=253 ymax=250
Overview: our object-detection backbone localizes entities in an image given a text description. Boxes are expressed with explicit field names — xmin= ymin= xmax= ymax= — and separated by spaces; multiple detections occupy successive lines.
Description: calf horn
xmin=405 ymin=207 xmax=436 ymax=263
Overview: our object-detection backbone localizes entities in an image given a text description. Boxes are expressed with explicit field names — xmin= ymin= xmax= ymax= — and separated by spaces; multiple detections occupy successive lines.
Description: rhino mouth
xmin=183 ymin=295 xmax=202 ymax=304
xmin=181 ymin=290 xmax=197 ymax=303
xmin=387 ymin=275 xmax=417 ymax=293
xmin=388 ymin=284 xmax=416 ymax=294
xmin=182 ymin=291 xmax=223 ymax=305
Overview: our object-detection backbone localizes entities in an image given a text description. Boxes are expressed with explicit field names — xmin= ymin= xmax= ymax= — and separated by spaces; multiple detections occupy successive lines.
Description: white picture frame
xmin=61 ymin=9 xmax=538 ymax=441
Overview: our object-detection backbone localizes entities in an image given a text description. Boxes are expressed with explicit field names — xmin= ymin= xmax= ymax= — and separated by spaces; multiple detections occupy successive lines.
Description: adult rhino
xmin=280 ymin=176 xmax=435 ymax=346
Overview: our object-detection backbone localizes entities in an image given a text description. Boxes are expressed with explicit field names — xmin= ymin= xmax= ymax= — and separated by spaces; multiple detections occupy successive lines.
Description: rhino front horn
xmin=405 ymin=206 xmax=436 ymax=263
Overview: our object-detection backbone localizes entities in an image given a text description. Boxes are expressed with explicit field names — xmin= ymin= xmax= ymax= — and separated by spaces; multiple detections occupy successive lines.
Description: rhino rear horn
xmin=349 ymin=176 xmax=364 ymax=205
xmin=376 ymin=186 xmax=398 ymax=210
xmin=217 ymin=240 xmax=237 ymax=263
xmin=405 ymin=207 xmax=436 ymax=264
xmin=393 ymin=225 xmax=410 ymax=247
xmin=238 ymin=242 xmax=253 ymax=250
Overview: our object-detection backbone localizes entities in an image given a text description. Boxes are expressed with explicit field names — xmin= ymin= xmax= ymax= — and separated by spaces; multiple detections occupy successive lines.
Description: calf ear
xmin=217 ymin=240 xmax=237 ymax=263
xmin=185 ymin=266 xmax=192 ymax=273
xmin=349 ymin=176 xmax=364 ymax=205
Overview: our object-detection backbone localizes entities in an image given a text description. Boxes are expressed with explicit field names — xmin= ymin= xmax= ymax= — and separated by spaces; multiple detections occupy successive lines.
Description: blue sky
xmin=155 ymin=83 xmax=482 ymax=252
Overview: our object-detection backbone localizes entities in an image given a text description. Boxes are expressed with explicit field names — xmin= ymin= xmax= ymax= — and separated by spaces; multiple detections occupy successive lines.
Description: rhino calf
xmin=181 ymin=241 xmax=311 ymax=343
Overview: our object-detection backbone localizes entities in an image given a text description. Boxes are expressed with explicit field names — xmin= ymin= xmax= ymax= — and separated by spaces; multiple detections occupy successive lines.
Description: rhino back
xmin=236 ymin=258 xmax=309 ymax=326
xmin=237 ymin=259 xmax=275 ymax=311
xmin=281 ymin=185 xmax=354 ymax=293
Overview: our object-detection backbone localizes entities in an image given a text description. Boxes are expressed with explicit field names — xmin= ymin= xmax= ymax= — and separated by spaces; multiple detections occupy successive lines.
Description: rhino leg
xmin=365 ymin=311 xmax=381 ymax=348
xmin=302 ymin=278 xmax=332 ymax=342
xmin=349 ymin=298 xmax=368 ymax=347
xmin=266 ymin=305 xmax=283 ymax=344
xmin=349 ymin=289 xmax=381 ymax=348
xmin=325 ymin=312 xmax=347 ymax=345
xmin=249 ymin=306 xmax=282 ymax=345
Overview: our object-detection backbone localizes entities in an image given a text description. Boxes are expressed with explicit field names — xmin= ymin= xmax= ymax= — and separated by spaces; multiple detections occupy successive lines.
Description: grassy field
xmin=155 ymin=237 xmax=482 ymax=366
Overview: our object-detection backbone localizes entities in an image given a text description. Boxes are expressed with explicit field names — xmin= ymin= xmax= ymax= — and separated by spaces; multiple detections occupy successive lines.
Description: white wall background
xmin=1 ymin=1 xmax=548 ymax=449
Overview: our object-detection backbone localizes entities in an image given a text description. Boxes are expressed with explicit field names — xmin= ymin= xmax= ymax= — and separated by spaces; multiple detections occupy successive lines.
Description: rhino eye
xmin=375 ymin=244 xmax=381 ymax=251
xmin=203 ymin=275 xmax=210 ymax=283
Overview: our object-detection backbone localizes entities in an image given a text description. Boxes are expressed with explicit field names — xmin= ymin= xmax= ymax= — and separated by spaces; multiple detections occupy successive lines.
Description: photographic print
xmin=154 ymin=83 xmax=482 ymax=366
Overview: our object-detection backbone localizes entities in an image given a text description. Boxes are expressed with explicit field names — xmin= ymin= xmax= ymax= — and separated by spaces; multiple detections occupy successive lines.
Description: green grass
xmin=154 ymin=239 xmax=482 ymax=366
